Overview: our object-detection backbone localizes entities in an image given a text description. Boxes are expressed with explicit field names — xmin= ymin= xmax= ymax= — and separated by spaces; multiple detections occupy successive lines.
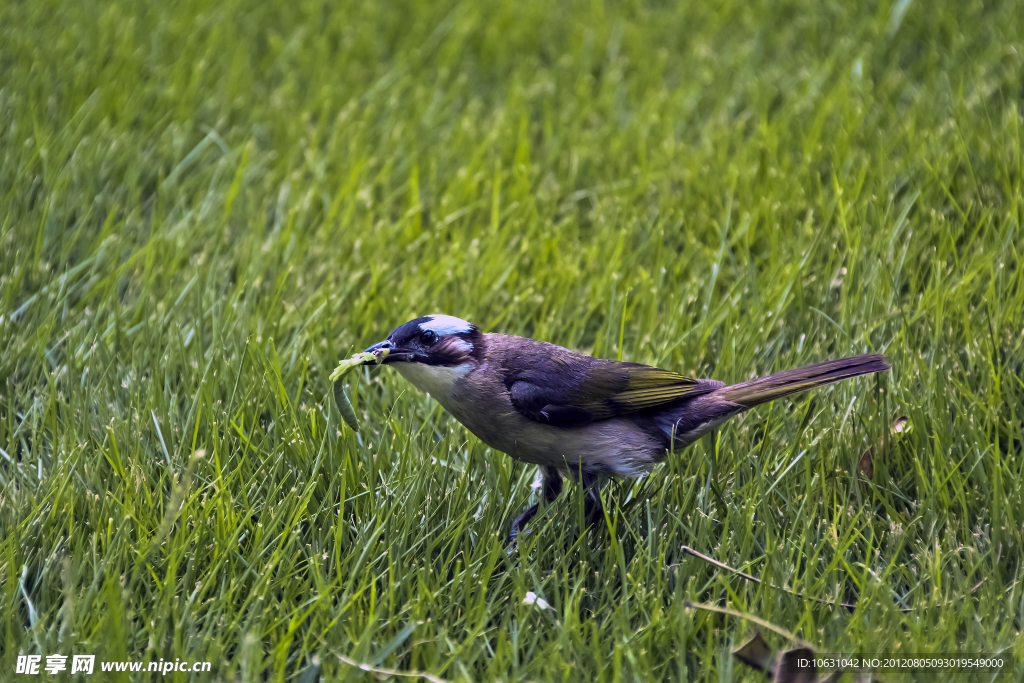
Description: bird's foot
xmin=505 ymin=503 xmax=539 ymax=555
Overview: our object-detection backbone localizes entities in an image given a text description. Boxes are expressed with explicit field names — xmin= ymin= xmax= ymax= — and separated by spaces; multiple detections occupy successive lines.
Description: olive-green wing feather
xmin=506 ymin=350 xmax=720 ymax=427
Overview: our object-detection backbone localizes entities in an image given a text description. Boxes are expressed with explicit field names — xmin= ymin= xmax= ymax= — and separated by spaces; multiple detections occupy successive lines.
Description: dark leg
xmin=582 ymin=489 xmax=603 ymax=522
xmin=508 ymin=503 xmax=539 ymax=546
xmin=507 ymin=467 xmax=563 ymax=549
xmin=580 ymin=470 xmax=604 ymax=526
xmin=542 ymin=466 xmax=563 ymax=501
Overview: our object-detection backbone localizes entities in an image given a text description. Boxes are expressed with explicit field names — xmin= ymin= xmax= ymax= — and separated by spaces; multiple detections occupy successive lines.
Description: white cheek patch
xmin=450 ymin=338 xmax=472 ymax=352
xmin=421 ymin=314 xmax=473 ymax=335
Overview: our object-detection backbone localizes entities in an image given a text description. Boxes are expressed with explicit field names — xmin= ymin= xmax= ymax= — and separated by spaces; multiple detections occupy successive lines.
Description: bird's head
xmin=364 ymin=314 xmax=481 ymax=368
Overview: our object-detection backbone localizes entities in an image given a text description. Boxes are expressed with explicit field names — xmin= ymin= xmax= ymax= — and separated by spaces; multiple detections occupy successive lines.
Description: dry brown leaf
xmin=857 ymin=447 xmax=875 ymax=480
xmin=733 ymin=630 xmax=775 ymax=674
xmin=858 ymin=415 xmax=910 ymax=481
xmin=773 ymin=648 xmax=816 ymax=683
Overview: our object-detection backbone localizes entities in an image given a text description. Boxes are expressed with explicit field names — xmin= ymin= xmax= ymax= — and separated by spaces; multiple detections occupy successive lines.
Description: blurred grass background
xmin=1 ymin=0 xmax=1023 ymax=680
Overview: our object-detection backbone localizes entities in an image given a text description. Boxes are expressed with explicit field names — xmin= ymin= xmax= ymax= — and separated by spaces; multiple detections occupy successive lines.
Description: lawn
xmin=1 ymin=0 xmax=1023 ymax=680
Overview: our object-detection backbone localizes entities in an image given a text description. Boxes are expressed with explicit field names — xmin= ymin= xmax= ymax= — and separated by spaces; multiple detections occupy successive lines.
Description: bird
xmin=360 ymin=314 xmax=890 ymax=546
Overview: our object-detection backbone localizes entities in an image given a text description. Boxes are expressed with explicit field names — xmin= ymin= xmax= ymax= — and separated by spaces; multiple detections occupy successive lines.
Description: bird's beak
xmin=363 ymin=340 xmax=412 ymax=364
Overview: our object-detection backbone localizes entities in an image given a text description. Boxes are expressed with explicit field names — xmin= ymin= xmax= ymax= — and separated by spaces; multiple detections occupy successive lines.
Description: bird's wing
xmin=505 ymin=351 xmax=719 ymax=427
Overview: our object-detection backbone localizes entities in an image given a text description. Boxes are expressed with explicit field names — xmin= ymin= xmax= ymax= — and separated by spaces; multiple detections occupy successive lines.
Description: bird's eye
xmin=420 ymin=330 xmax=437 ymax=345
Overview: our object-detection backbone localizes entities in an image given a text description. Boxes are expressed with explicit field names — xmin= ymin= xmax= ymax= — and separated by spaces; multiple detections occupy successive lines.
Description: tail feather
xmin=719 ymin=354 xmax=890 ymax=409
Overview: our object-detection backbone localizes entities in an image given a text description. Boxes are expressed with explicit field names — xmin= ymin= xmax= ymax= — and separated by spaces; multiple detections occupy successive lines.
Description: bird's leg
xmin=582 ymin=490 xmax=603 ymax=522
xmin=508 ymin=503 xmax=538 ymax=547
xmin=507 ymin=467 xmax=563 ymax=548
xmin=580 ymin=470 xmax=604 ymax=526
xmin=542 ymin=466 xmax=564 ymax=502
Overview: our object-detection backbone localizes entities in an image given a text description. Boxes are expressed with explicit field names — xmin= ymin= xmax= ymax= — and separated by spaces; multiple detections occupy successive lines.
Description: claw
xmin=507 ymin=502 xmax=539 ymax=551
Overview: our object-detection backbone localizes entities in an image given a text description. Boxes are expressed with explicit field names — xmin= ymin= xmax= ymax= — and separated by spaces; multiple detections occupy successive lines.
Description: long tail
xmin=718 ymin=354 xmax=890 ymax=409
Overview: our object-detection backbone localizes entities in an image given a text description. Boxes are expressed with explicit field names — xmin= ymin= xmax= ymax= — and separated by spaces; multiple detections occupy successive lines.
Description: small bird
xmin=362 ymin=314 xmax=889 ymax=545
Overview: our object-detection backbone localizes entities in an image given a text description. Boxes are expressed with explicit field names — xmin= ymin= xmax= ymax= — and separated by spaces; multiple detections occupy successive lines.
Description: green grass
xmin=2 ymin=0 xmax=1023 ymax=680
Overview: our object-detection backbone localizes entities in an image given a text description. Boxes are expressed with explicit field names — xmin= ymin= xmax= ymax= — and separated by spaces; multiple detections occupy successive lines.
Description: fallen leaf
xmin=858 ymin=415 xmax=911 ymax=480
xmin=733 ymin=630 xmax=775 ymax=674
xmin=774 ymin=647 xmax=816 ymax=683
xmin=857 ymin=447 xmax=875 ymax=480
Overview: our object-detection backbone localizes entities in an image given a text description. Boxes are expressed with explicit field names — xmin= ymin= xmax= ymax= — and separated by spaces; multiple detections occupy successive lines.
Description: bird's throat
xmin=393 ymin=362 xmax=472 ymax=401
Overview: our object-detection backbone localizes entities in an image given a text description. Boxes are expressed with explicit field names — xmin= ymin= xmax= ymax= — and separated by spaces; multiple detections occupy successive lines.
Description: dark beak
xmin=363 ymin=340 xmax=413 ymax=364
